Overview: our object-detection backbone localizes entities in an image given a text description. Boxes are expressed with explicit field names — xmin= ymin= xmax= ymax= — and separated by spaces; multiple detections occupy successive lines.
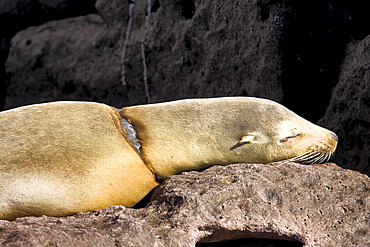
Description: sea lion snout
xmin=323 ymin=130 xmax=338 ymax=152
xmin=331 ymin=132 xmax=339 ymax=142
xmin=280 ymin=124 xmax=338 ymax=165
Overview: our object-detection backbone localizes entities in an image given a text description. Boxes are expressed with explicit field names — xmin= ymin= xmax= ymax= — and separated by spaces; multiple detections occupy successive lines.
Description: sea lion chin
xmin=0 ymin=97 xmax=337 ymax=220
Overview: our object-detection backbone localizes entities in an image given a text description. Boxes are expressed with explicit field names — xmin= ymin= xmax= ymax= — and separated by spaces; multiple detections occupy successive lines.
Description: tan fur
xmin=121 ymin=97 xmax=338 ymax=179
xmin=0 ymin=102 xmax=158 ymax=220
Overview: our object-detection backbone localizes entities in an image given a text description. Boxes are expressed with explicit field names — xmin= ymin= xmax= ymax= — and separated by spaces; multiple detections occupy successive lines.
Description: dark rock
xmin=4 ymin=0 xmax=369 ymax=121
xmin=5 ymin=13 xmax=127 ymax=108
xmin=319 ymin=35 xmax=370 ymax=176
xmin=126 ymin=0 xmax=288 ymax=104
xmin=0 ymin=0 xmax=97 ymax=37
xmin=280 ymin=0 xmax=352 ymax=122
xmin=0 ymin=39 xmax=10 ymax=111
xmin=1 ymin=163 xmax=369 ymax=246
xmin=0 ymin=0 xmax=97 ymax=110
xmin=4 ymin=0 xmax=293 ymax=109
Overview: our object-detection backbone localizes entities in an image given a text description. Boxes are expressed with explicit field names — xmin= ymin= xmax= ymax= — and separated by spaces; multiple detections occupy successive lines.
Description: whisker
xmin=275 ymin=146 xmax=334 ymax=165
xmin=289 ymin=149 xmax=317 ymax=161
xmin=311 ymin=153 xmax=327 ymax=164
xmin=315 ymin=153 xmax=328 ymax=164
xmin=299 ymin=152 xmax=323 ymax=164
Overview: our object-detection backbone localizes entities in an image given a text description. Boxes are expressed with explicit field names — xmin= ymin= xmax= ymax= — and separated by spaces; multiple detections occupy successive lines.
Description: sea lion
xmin=0 ymin=97 xmax=337 ymax=220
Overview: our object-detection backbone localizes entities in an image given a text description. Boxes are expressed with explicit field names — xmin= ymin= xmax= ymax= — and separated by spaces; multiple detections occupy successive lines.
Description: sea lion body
xmin=0 ymin=97 xmax=337 ymax=220
xmin=0 ymin=102 xmax=158 ymax=220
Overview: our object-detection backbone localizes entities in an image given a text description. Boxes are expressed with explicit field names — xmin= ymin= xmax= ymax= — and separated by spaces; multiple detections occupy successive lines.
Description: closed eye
xmin=280 ymin=134 xmax=300 ymax=143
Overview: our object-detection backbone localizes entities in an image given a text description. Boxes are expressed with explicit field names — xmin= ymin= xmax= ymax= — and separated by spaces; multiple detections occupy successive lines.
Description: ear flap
xmin=238 ymin=135 xmax=254 ymax=144
xmin=230 ymin=135 xmax=255 ymax=151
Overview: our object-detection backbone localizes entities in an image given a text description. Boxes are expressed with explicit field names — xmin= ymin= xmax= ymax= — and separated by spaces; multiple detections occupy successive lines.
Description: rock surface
xmin=319 ymin=35 xmax=370 ymax=175
xmin=1 ymin=162 xmax=369 ymax=246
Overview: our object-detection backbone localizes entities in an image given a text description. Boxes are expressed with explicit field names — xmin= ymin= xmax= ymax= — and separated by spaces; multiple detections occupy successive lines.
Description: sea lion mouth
xmin=278 ymin=146 xmax=335 ymax=165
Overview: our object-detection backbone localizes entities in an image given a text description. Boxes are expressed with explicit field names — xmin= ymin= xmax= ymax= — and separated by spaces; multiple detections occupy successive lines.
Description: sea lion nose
xmin=332 ymin=132 xmax=339 ymax=142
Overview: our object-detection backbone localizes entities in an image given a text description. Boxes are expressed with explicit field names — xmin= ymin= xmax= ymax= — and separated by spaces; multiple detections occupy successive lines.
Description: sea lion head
xmin=230 ymin=98 xmax=338 ymax=165
xmin=272 ymin=119 xmax=338 ymax=164
xmin=246 ymin=117 xmax=338 ymax=165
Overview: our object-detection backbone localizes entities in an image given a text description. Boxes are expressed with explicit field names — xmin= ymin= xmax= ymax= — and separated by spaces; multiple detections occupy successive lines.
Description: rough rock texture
xmin=1 ymin=163 xmax=369 ymax=247
xmin=4 ymin=0 xmax=291 ymax=109
xmin=0 ymin=0 xmax=97 ymax=37
xmin=0 ymin=0 xmax=97 ymax=111
xmin=5 ymin=13 xmax=125 ymax=108
xmin=319 ymin=35 xmax=370 ymax=175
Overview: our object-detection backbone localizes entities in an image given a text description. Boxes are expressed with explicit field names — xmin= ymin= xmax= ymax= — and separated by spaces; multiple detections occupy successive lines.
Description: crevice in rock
xmin=177 ymin=0 xmax=196 ymax=19
xmin=151 ymin=0 xmax=161 ymax=13
xmin=280 ymin=0 xmax=367 ymax=123
xmin=196 ymin=238 xmax=302 ymax=247
xmin=259 ymin=4 xmax=270 ymax=21
xmin=196 ymin=228 xmax=303 ymax=247
xmin=132 ymin=184 xmax=158 ymax=209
